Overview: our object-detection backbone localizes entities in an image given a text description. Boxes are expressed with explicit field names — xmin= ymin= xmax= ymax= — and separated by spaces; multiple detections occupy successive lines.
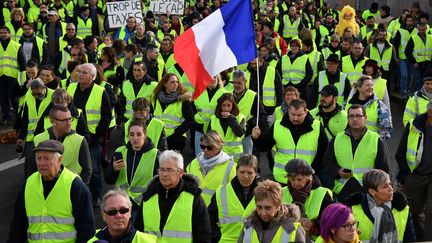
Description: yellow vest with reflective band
xmin=273 ymin=106 xmax=285 ymax=121
xmin=387 ymin=18 xmax=402 ymax=38
xmin=406 ymin=121 xmax=424 ymax=172
xmin=352 ymin=204 xmax=409 ymax=241
xmin=208 ymin=114 xmax=245 ymax=159
xmin=103 ymin=65 xmax=117 ymax=79
xmin=67 ymin=83 xmax=104 ymax=134
xmin=373 ymin=77 xmax=387 ymax=100
xmin=153 ymin=99 xmax=184 ymax=137
xmin=63 ymin=1 xmax=75 ymax=19
xmin=89 ymin=230 xmax=157 ymax=242
xmin=403 ymin=92 xmax=430 ymax=125
xmin=281 ymin=54 xmax=308 ymax=85
xmin=17 ymin=71 xmax=28 ymax=108
xmin=157 ymin=56 xmax=165 ymax=81
xmin=186 ymin=157 xmax=235 ymax=206
xmin=282 ymin=186 xmax=332 ymax=220
xmin=242 ymin=222 xmax=300 ymax=242
xmin=3 ymin=8 xmax=10 ymax=24
xmin=273 ymin=119 xmax=321 ymax=183
xmin=307 ymin=50 xmax=321 ymax=82
xmin=193 ymin=87 xmax=227 ymax=125
xmin=317 ymin=70 xmax=348 ymax=106
xmin=333 ymin=130 xmax=379 ymax=194
xmin=124 ymin=117 xmax=165 ymax=146
xmin=369 ymin=43 xmax=393 ymax=71
xmin=76 ymin=17 xmax=92 ymax=39
xmin=164 ymin=53 xmax=176 ymax=70
xmin=310 ymin=107 xmax=348 ymax=140
xmin=282 ymin=16 xmax=300 ymax=39
xmin=0 ymin=39 xmax=20 ymax=78
xmin=25 ymin=88 xmax=54 ymax=141
xmin=341 ymin=56 xmax=368 ymax=84
xmin=397 ymin=28 xmax=417 ymax=59
xmin=236 ymin=89 xmax=256 ymax=121
xmin=157 ymin=29 xmax=177 ymax=41
xmin=261 ymin=66 xmax=277 ymax=107
xmin=216 ymin=183 xmax=256 ymax=243
xmin=360 ymin=24 xmax=377 ymax=40
xmin=411 ymin=34 xmax=432 ymax=63
xmin=322 ymin=48 xmax=341 ymax=62
xmin=5 ymin=22 xmax=23 ymax=41
xmin=143 ymin=191 xmax=194 ymax=242
xmin=122 ymin=80 xmax=158 ymax=119
xmin=33 ymin=131 xmax=84 ymax=174
xmin=345 ymin=98 xmax=379 ymax=132
xmin=312 ymin=26 xmax=330 ymax=48
xmin=25 ymin=168 xmax=77 ymax=242
xmin=115 ymin=145 xmax=158 ymax=205
xmin=58 ymin=49 xmax=70 ymax=75
xmin=34 ymin=36 xmax=45 ymax=62
xmin=117 ymin=26 xmax=130 ymax=41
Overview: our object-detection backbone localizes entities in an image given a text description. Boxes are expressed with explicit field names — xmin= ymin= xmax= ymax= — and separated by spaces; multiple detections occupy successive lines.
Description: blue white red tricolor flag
xmin=174 ymin=0 xmax=257 ymax=99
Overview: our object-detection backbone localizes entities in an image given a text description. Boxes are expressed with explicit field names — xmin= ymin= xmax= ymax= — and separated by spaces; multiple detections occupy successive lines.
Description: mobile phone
xmin=113 ymin=152 xmax=123 ymax=161
xmin=343 ymin=168 xmax=352 ymax=173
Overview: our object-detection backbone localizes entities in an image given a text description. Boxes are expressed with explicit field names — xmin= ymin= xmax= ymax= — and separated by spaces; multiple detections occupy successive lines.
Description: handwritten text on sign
xmin=106 ymin=0 xmax=143 ymax=29
xmin=150 ymin=0 xmax=185 ymax=15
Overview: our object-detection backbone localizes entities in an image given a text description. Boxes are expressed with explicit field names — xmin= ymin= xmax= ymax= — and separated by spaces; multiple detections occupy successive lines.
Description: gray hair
xmin=66 ymin=22 xmax=75 ymax=29
xmin=353 ymin=74 xmax=373 ymax=90
xmin=80 ymin=63 xmax=97 ymax=80
xmin=100 ymin=189 xmax=132 ymax=211
xmin=363 ymin=169 xmax=390 ymax=190
xmin=232 ymin=69 xmax=246 ymax=81
xmin=159 ymin=150 xmax=184 ymax=169
xmin=30 ymin=78 xmax=45 ymax=89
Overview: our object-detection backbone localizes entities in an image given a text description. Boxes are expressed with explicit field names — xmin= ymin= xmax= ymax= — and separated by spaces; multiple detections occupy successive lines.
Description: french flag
xmin=174 ymin=0 xmax=257 ymax=99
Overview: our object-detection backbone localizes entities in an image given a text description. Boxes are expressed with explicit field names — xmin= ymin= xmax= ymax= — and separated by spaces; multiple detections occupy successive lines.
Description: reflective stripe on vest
xmin=115 ymin=146 xmax=158 ymax=205
xmin=398 ymin=28 xmax=416 ymax=59
xmin=153 ymin=99 xmax=184 ymax=137
xmin=124 ymin=117 xmax=164 ymax=147
xmin=58 ymin=50 xmax=70 ymax=74
xmin=282 ymin=16 xmax=300 ymax=38
xmin=412 ymin=34 xmax=432 ymax=63
xmin=369 ymin=43 xmax=393 ymax=71
xmin=242 ymin=223 xmax=298 ymax=242
xmin=403 ymin=92 xmax=430 ymax=125
xmin=34 ymin=131 xmax=84 ymax=174
xmin=308 ymin=50 xmax=321 ymax=81
xmin=345 ymin=98 xmax=379 ymax=132
xmin=373 ymin=77 xmax=387 ymax=100
xmin=237 ymin=89 xmax=256 ymax=121
xmin=25 ymin=168 xmax=77 ymax=242
xmin=193 ymin=87 xmax=227 ymax=124
xmin=333 ymin=130 xmax=379 ymax=193
xmin=77 ymin=17 xmax=92 ymax=38
xmin=143 ymin=192 xmax=193 ymax=242
xmin=0 ymin=39 xmax=20 ymax=78
xmin=262 ymin=66 xmax=277 ymax=106
xmin=282 ymin=186 xmax=332 ymax=220
xmin=122 ymin=80 xmax=158 ymax=119
xmin=317 ymin=70 xmax=347 ymax=106
xmin=406 ymin=121 xmax=423 ymax=172
xmin=273 ymin=119 xmax=320 ymax=183
xmin=310 ymin=107 xmax=348 ymax=140
xmin=25 ymin=88 xmax=54 ymax=141
xmin=216 ymin=183 xmax=256 ymax=242
xmin=209 ymin=114 xmax=245 ymax=159
xmin=67 ymin=83 xmax=104 ymax=134
xmin=187 ymin=157 xmax=235 ymax=206
xmin=281 ymin=54 xmax=308 ymax=85
xmin=341 ymin=56 xmax=367 ymax=83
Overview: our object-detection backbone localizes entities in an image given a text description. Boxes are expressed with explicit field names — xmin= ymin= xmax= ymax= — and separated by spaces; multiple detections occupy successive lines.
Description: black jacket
xmin=253 ymin=113 xmax=328 ymax=175
xmin=345 ymin=192 xmax=416 ymax=242
xmin=7 ymin=167 xmax=95 ymax=242
xmin=309 ymin=70 xmax=351 ymax=108
xmin=134 ymin=174 xmax=212 ymax=242
xmin=19 ymin=35 xmax=49 ymax=65
xmin=94 ymin=223 xmax=142 ymax=242
xmin=208 ymin=176 xmax=257 ymax=243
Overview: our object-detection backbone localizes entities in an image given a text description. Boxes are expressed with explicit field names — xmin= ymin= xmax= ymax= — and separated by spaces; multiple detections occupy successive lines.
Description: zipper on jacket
xmin=130 ymin=151 xmax=137 ymax=181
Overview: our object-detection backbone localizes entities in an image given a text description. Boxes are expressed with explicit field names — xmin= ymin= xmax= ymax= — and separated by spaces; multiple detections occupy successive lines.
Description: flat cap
xmin=33 ymin=140 xmax=64 ymax=154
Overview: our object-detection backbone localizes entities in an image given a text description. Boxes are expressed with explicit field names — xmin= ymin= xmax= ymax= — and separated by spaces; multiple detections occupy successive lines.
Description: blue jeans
xmin=242 ymin=135 xmax=253 ymax=155
xmin=399 ymin=59 xmax=413 ymax=94
xmin=89 ymin=143 xmax=102 ymax=201
xmin=194 ymin=131 xmax=203 ymax=157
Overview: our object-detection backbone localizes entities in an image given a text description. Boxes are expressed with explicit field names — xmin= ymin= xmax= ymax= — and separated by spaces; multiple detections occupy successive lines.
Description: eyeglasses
xmin=341 ymin=221 xmax=359 ymax=231
xmin=54 ymin=117 xmax=74 ymax=123
xmin=158 ymin=167 xmax=178 ymax=173
xmin=103 ymin=207 xmax=129 ymax=216
xmin=348 ymin=114 xmax=364 ymax=119
xmin=200 ymin=144 xmax=213 ymax=151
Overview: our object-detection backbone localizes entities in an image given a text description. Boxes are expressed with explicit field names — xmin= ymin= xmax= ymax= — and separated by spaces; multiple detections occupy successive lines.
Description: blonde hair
xmin=200 ymin=130 xmax=224 ymax=151
xmin=10 ymin=8 xmax=25 ymax=21
xmin=254 ymin=179 xmax=282 ymax=207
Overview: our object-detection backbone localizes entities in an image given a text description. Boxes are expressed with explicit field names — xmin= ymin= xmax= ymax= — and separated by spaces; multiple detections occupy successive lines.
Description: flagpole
xmin=255 ymin=57 xmax=260 ymax=127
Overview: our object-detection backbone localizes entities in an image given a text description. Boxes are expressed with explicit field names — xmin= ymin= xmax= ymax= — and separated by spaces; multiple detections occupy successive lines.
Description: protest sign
xmin=106 ymin=0 xmax=144 ymax=28
xmin=149 ymin=0 xmax=185 ymax=15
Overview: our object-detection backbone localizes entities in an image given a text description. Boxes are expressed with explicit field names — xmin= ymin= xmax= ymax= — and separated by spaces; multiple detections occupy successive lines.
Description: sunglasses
xmin=103 ymin=207 xmax=129 ymax=216
xmin=200 ymin=144 xmax=213 ymax=151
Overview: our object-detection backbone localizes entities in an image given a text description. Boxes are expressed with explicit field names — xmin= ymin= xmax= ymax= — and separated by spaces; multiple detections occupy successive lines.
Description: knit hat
xmin=284 ymin=158 xmax=315 ymax=177
xmin=423 ymin=68 xmax=432 ymax=82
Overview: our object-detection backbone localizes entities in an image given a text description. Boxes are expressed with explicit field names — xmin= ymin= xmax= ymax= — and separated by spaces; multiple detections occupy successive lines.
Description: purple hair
xmin=320 ymin=203 xmax=352 ymax=241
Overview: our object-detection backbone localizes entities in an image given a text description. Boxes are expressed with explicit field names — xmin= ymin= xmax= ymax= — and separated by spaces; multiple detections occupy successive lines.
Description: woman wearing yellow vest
xmin=6 ymin=8 xmax=24 ymax=41
xmin=282 ymin=159 xmax=333 ymax=238
xmin=317 ymin=203 xmax=360 ymax=243
xmin=345 ymin=75 xmax=392 ymax=140
xmin=123 ymin=98 xmax=167 ymax=151
xmin=152 ymin=73 xmax=194 ymax=152
xmin=208 ymin=154 xmax=259 ymax=243
xmin=105 ymin=118 xmax=159 ymax=220
xmin=89 ymin=189 xmax=157 ymax=242
xmin=346 ymin=169 xmax=416 ymax=242
xmin=206 ymin=93 xmax=246 ymax=160
xmin=98 ymin=46 xmax=125 ymax=87
xmin=273 ymin=86 xmax=300 ymax=121
xmin=186 ymin=130 xmax=236 ymax=206
xmin=238 ymin=180 xmax=307 ymax=242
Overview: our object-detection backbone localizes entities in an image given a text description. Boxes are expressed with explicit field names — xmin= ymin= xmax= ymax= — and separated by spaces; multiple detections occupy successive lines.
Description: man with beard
xmin=340 ymin=36 xmax=352 ymax=57
xmin=143 ymin=44 xmax=165 ymax=81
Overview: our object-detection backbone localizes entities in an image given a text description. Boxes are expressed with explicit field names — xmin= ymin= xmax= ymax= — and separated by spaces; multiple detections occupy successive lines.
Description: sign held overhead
xmin=106 ymin=0 xmax=144 ymax=28
xmin=149 ymin=0 xmax=185 ymax=15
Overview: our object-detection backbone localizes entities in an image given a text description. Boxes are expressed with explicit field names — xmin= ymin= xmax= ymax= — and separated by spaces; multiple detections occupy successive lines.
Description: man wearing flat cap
xmin=309 ymin=53 xmax=351 ymax=108
xmin=7 ymin=140 xmax=95 ymax=242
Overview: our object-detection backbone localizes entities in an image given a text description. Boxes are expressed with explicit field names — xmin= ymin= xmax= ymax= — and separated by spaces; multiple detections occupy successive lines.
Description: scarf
xmin=281 ymin=102 xmax=289 ymax=116
xmin=197 ymin=151 xmax=231 ymax=176
xmin=157 ymin=90 xmax=179 ymax=105
xmin=287 ymin=179 xmax=312 ymax=204
xmin=367 ymin=193 xmax=398 ymax=243
xmin=421 ymin=86 xmax=432 ymax=100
